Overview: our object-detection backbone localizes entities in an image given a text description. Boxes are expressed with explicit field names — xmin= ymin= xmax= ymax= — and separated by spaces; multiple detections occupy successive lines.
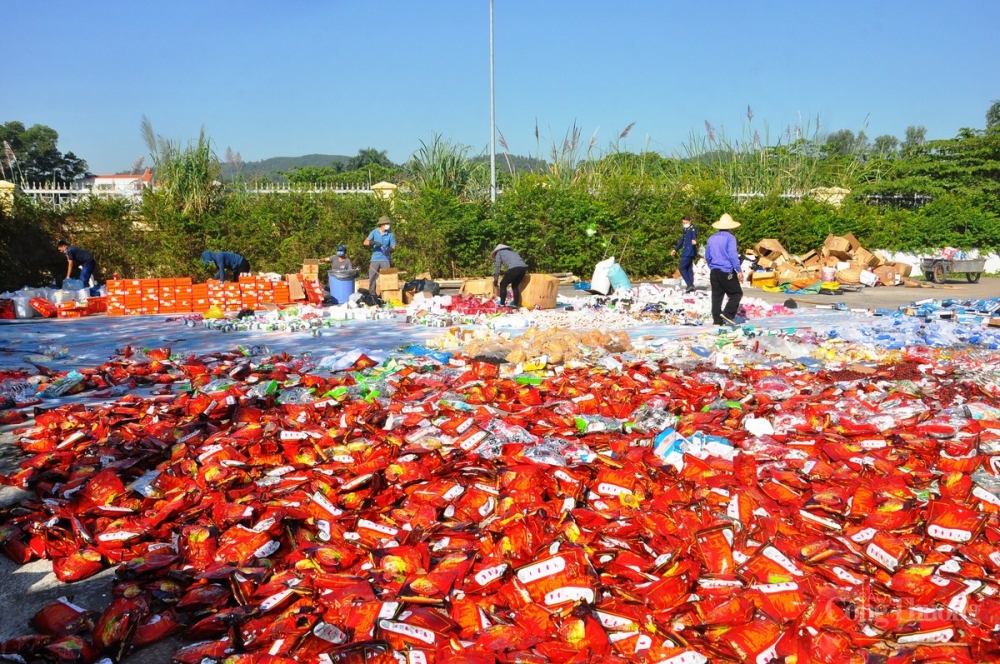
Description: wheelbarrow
xmin=921 ymin=257 xmax=986 ymax=284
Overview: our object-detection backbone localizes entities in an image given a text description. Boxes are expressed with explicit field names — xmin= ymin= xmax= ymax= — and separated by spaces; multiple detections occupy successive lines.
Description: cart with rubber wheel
xmin=921 ymin=257 xmax=986 ymax=284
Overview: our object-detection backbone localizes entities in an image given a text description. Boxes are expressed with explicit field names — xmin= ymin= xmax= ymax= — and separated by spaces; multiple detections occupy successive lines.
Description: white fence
xmin=16 ymin=181 xmax=376 ymax=206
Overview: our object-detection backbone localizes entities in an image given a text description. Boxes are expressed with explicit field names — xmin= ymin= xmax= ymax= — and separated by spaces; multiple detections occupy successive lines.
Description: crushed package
xmin=2 ymin=332 xmax=1000 ymax=662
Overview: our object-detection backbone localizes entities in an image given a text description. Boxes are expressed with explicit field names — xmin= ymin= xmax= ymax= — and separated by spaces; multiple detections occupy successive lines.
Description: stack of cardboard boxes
xmin=750 ymin=234 xmax=913 ymax=287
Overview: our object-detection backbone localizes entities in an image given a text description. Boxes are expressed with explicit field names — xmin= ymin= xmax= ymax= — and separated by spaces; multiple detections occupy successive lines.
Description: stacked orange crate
xmin=124 ymin=279 xmax=143 ymax=315
xmin=176 ymin=277 xmax=193 ymax=313
xmin=256 ymin=277 xmax=275 ymax=305
xmin=207 ymin=279 xmax=224 ymax=310
xmin=57 ymin=301 xmax=86 ymax=318
xmin=85 ymin=297 xmax=107 ymax=315
xmin=223 ymin=282 xmax=241 ymax=312
xmin=192 ymin=284 xmax=210 ymax=313
xmin=158 ymin=278 xmax=176 ymax=314
xmin=140 ymin=279 xmax=160 ymax=315
xmin=273 ymin=279 xmax=291 ymax=305
xmin=107 ymin=280 xmax=126 ymax=316
xmin=239 ymin=275 xmax=258 ymax=311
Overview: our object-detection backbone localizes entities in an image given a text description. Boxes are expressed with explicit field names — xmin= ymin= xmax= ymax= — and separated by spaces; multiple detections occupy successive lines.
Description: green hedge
xmin=3 ymin=181 xmax=999 ymax=292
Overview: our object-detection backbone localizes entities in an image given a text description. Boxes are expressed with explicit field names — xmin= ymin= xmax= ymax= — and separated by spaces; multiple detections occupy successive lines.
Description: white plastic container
xmin=12 ymin=297 xmax=39 ymax=319
xmin=51 ymin=290 xmax=75 ymax=305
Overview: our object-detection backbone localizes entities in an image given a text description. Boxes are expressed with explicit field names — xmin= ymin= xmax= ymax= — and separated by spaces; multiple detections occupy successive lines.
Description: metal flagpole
xmin=489 ymin=0 xmax=496 ymax=203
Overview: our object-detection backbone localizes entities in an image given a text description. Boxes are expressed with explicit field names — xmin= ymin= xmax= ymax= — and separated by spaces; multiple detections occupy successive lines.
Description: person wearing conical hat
xmin=491 ymin=244 xmax=528 ymax=308
xmin=704 ymin=213 xmax=745 ymax=327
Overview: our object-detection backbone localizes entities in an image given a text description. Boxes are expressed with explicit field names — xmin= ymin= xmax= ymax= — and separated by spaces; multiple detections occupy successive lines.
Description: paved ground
xmin=1 ymin=277 xmax=997 ymax=660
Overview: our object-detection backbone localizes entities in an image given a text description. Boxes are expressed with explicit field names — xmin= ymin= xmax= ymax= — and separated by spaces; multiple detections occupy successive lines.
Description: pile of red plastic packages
xmin=2 ymin=342 xmax=1000 ymax=663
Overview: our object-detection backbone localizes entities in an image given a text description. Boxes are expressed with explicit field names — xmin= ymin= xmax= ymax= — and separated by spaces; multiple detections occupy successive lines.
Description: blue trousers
xmin=679 ymin=254 xmax=695 ymax=288
xmin=79 ymin=261 xmax=97 ymax=287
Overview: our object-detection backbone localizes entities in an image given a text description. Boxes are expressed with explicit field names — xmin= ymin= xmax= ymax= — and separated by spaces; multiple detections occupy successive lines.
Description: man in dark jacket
xmin=202 ymin=250 xmax=251 ymax=282
xmin=670 ymin=216 xmax=698 ymax=292
xmin=57 ymin=240 xmax=98 ymax=288
xmin=491 ymin=244 xmax=528 ymax=308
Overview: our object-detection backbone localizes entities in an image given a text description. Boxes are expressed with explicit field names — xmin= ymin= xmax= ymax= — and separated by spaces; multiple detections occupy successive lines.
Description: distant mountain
xmin=222 ymin=154 xmax=351 ymax=181
xmin=470 ymin=153 xmax=547 ymax=173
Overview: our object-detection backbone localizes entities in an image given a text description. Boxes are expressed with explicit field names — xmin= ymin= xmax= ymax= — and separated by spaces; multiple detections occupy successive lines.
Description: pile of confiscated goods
xmin=749 ymin=234 xmax=915 ymax=290
xmin=2 ymin=330 xmax=1000 ymax=662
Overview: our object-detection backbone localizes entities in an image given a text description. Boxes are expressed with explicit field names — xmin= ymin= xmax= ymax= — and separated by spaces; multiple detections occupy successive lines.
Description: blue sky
xmin=4 ymin=1 xmax=998 ymax=174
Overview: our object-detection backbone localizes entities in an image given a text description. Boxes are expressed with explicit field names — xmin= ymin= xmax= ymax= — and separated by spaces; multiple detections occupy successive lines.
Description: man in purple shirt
xmin=704 ymin=213 xmax=745 ymax=326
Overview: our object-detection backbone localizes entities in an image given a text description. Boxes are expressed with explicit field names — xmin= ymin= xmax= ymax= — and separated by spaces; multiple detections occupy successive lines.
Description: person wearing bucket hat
xmin=491 ymin=244 xmax=528 ymax=308
xmin=324 ymin=244 xmax=353 ymax=270
xmin=364 ymin=216 xmax=396 ymax=293
xmin=705 ymin=213 xmax=746 ymax=327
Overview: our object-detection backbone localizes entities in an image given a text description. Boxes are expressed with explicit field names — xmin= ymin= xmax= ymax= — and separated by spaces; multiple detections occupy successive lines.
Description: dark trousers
xmin=232 ymin=258 xmax=251 ymax=282
xmin=79 ymin=261 xmax=97 ymax=287
xmin=710 ymin=269 xmax=743 ymax=324
xmin=679 ymin=254 xmax=695 ymax=288
xmin=499 ymin=266 xmax=527 ymax=307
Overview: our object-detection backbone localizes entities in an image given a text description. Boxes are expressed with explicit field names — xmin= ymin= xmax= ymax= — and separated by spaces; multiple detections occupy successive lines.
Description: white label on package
xmin=254 ymin=540 xmax=280 ymax=558
xmin=260 ymin=588 xmax=294 ymax=611
xmin=653 ymin=652 xmax=708 ymax=664
xmin=799 ymin=510 xmax=841 ymax=530
xmin=927 ymin=524 xmax=972 ymax=542
xmin=311 ymin=491 xmax=343 ymax=517
xmin=897 ymin=628 xmax=954 ymax=644
xmin=313 ymin=622 xmax=347 ymax=644
xmin=358 ymin=519 xmax=398 ymax=536
xmin=597 ymin=483 xmax=632 ymax=497
xmin=866 ymin=542 xmax=899 ymax=570
xmin=850 ymin=528 xmax=878 ymax=543
xmin=378 ymin=602 xmax=400 ymax=619
xmin=973 ymin=486 xmax=1000 ymax=508
xmin=544 ymin=586 xmax=595 ymax=606
xmin=596 ymin=611 xmax=635 ymax=629
xmin=478 ymin=496 xmax=495 ymax=517
xmin=378 ymin=620 xmax=435 ymax=645
xmin=762 ymin=546 xmax=802 ymax=576
xmin=517 ymin=556 xmax=566 ymax=583
xmin=474 ymin=563 xmax=508 ymax=587
xmin=442 ymin=485 xmax=465 ymax=501
xmin=832 ymin=566 xmax=862 ymax=586
xmin=458 ymin=430 xmax=488 ymax=451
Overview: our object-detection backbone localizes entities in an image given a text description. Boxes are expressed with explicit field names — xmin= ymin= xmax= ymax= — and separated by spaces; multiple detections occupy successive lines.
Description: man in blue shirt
xmin=363 ymin=216 xmax=396 ymax=293
xmin=57 ymin=241 xmax=97 ymax=288
xmin=704 ymin=213 xmax=745 ymax=327
xmin=201 ymin=250 xmax=251 ymax=282
xmin=670 ymin=215 xmax=698 ymax=292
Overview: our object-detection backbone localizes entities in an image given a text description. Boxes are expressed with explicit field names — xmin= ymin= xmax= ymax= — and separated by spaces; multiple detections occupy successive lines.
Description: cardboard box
xmin=854 ymin=247 xmax=876 ymax=268
xmin=403 ymin=291 xmax=432 ymax=305
xmin=301 ymin=259 xmax=321 ymax=282
xmin=756 ymin=256 xmax=774 ymax=269
xmin=379 ymin=288 xmax=403 ymax=303
xmin=799 ymin=250 xmax=820 ymax=267
xmin=895 ymin=262 xmax=913 ymax=278
xmin=753 ymin=239 xmax=789 ymax=259
xmin=843 ymin=232 xmax=862 ymax=253
xmin=519 ymin=273 xmax=559 ymax=310
xmin=751 ymin=271 xmax=777 ymax=288
xmin=285 ymin=275 xmax=306 ymax=301
xmin=873 ymin=266 xmax=900 ymax=286
xmin=824 ymin=235 xmax=852 ymax=260
xmin=460 ymin=278 xmax=497 ymax=297
xmin=376 ymin=268 xmax=400 ymax=293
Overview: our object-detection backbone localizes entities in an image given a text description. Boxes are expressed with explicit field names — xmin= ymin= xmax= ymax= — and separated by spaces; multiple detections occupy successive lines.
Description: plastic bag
xmin=39 ymin=371 xmax=85 ymax=399
xmin=590 ymin=257 xmax=615 ymax=295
